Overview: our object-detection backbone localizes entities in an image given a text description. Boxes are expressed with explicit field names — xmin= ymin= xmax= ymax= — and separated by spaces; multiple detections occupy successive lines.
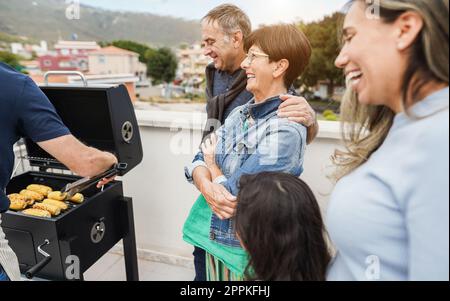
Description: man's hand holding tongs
xmin=96 ymin=176 xmax=116 ymax=188
xmin=96 ymin=153 xmax=118 ymax=188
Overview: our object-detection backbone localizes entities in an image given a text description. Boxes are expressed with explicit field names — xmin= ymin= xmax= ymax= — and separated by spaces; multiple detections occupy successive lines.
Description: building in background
xmin=88 ymin=46 xmax=147 ymax=82
xmin=29 ymin=73 xmax=139 ymax=102
xmin=37 ymin=40 xmax=100 ymax=72
xmin=19 ymin=60 xmax=41 ymax=75
xmin=68 ymin=74 xmax=140 ymax=102
xmin=11 ymin=40 xmax=48 ymax=59
xmin=54 ymin=40 xmax=100 ymax=56
xmin=29 ymin=43 xmax=145 ymax=102
xmin=176 ymin=43 xmax=210 ymax=83
xmin=314 ymin=79 xmax=345 ymax=101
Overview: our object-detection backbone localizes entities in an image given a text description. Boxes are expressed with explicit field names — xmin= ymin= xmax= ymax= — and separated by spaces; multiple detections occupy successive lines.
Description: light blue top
xmin=327 ymin=87 xmax=449 ymax=281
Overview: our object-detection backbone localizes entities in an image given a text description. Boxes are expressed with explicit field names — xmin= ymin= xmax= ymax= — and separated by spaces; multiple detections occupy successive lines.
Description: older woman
xmin=183 ymin=24 xmax=312 ymax=280
xmin=328 ymin=0 xmax=448 ymax=281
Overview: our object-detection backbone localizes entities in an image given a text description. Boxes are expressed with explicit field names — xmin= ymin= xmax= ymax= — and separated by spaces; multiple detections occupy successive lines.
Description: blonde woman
xmin=327 ymin=0 xmax=449 ymax=280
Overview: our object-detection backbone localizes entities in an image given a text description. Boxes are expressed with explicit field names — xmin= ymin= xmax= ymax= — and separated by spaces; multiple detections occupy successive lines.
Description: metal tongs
xmin=62 ymin=163 xmax=128 ymax=199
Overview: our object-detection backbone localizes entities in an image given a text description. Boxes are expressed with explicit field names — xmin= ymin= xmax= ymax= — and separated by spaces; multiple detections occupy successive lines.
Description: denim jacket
xmin=185 ymin=96 xmax=307 ymax=248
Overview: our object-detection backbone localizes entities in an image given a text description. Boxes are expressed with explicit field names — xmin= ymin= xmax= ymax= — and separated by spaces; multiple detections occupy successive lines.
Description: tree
xmin=297 ymin=13 xmax=345 ymax=97
xmin=98 ymin=41 xmax=111 ymax=48
xmin=0 ymin=51 xmax=22 ymax=70
xmin=146 ymin=47 xmax=178 ymax=85
xmin=111 ymin=40 xmax=154 ymax=63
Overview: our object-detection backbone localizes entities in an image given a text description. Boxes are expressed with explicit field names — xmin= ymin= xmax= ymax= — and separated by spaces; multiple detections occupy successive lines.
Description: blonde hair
xmin=332 ymin=0 xmax=449 ymax=181
xmin=202 ymin=4 xmax=252 ymax=38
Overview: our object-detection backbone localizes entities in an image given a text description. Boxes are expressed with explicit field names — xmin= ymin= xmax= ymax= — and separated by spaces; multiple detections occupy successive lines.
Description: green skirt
xmin=183 ymin=195 xmax=249 ymax=278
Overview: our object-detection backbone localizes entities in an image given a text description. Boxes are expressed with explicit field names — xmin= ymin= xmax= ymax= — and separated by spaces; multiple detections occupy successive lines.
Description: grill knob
xmin=91 ymin=219 xmax=106 ymax=244
xmin=121 ymin=121 xmax=134 ymax=144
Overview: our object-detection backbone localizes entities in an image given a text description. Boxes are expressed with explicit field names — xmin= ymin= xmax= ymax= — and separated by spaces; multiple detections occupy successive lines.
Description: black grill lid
xmin=24 ymin=83 xmax=143 ymax=176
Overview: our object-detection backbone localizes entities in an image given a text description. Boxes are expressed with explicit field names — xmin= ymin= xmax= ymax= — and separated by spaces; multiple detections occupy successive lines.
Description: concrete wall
xmin=88 ymin=54 xmax=139 ymax=75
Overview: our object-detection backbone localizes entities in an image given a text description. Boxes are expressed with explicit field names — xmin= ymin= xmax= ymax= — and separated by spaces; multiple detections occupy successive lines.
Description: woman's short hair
xmin=244 ymin=24 xmax=312 ymax=88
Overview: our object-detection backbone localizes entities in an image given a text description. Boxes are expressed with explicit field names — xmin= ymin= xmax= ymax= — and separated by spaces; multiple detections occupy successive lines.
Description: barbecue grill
xmin=2 ymin=72 xmax=143 ymax=281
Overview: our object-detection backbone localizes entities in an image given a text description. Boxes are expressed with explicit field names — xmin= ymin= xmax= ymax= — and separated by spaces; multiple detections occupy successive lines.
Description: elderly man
xmin=0 ymin=62 xmax=117 ymax=281
xmin=186 ymin=4 xmax=319 ymax=281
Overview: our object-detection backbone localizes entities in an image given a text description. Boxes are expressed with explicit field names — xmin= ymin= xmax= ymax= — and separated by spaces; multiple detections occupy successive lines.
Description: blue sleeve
xmin=185 ymin=123 xmax=227 ymax=184
xmin=185 ymin=150 xmax=207 ymax=184
xmin=16 ymin=77 xmax=70 ymax=142
xmin=219 ymin=123 xmax=306 ymax=196
xmin=0 ymin=191 xmax=8 ymax=213
xmin=192 ymin=151 xmax=205 ymax=164
xmin=405 ymin=144 xmax=449 ymax=280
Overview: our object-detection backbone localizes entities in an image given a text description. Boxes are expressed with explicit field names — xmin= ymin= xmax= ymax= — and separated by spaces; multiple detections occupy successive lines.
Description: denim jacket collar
xmin=243 ymin=96 xmax=283 ymax=120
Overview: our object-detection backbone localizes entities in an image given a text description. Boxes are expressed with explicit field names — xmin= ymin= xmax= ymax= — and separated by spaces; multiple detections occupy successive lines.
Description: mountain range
xmin=0 ymin=0 xmax=202 ymax=47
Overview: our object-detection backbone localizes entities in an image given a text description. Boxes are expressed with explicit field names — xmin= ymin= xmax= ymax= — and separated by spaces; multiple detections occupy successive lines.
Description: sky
xmin=78 ymin=0 xmax=349 ymax=26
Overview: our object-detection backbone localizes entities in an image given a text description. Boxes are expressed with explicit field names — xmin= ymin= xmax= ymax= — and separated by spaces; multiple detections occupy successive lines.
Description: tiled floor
xmin=83 ymin=253 xmax=195 ymax=281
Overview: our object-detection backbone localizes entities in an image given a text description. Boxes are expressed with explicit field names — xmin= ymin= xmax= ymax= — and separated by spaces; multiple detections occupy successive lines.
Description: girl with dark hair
xmin=235 ymin=172 xmax=331 ymax=281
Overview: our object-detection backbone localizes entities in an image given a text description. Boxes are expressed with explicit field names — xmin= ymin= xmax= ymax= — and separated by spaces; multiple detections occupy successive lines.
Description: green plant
xmin=111 ymin=40 xmax=154 ymax=63
xmin=297 ymin=13 xmax=345 ymax=96
xmin=325 ymin=113 xmax=339 ymax=121
xmin=323 ymin=109 xmax=334 ymax=117
xmin=0 ymin=51 xmax=22 ymax=70
xmin=146 ymin=47 xmax=178 ymax=85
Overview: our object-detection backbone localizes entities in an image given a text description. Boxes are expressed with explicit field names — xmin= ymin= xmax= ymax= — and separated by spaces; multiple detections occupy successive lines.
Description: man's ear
xmin=273 ymin=59 xmax=289 ymax=79
xmin=394 ymin=11 xmax=424 ymax=51
xmin=232 ymin=30 xmax=244 ymax=49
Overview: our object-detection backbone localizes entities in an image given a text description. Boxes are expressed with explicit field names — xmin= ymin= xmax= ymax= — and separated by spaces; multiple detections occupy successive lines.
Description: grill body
xmin=3 ymin=81 xmax=142 ymax=281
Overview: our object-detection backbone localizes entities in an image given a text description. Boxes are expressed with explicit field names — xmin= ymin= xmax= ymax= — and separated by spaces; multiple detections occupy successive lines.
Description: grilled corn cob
xmin=9 ymin=199 xmax=27 ymax=211
xmin=33 ymin=203 xmax=61 ymax=216
xmin=43 ymin=199 xmax=68 ymax=211
xmin=27 ymin=184 xmax=53 ymax=197
xmin=69 ymin=193 xmax=84 ymax=204
xmin=20 ymin=189 xmax=44 ymax=201
xmin=47 ymin=191 xmax=68 ymax=201
xmin=22 ymin=208 xmax=51 ymax=218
